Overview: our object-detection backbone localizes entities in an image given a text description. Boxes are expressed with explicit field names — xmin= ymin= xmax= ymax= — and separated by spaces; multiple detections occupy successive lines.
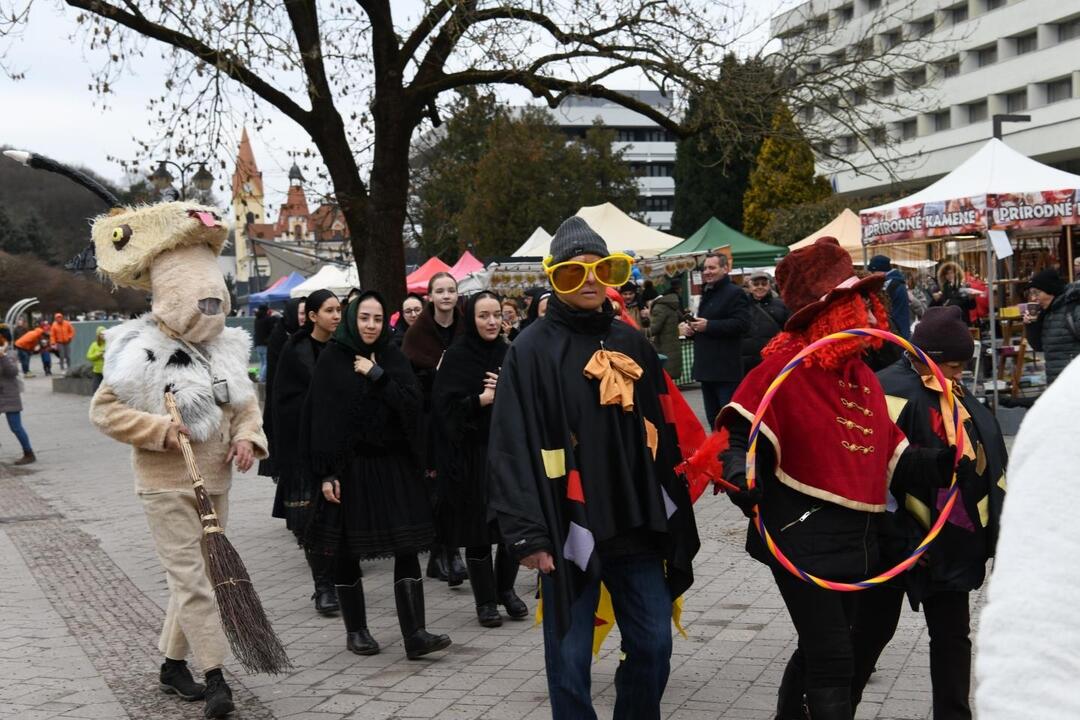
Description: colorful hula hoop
xmin=746 ymin=327 xmax=964 ymax=592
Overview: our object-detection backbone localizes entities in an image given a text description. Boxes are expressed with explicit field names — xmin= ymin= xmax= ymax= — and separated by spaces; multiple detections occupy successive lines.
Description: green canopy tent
xmin=661 ymin=217 xmax=788 ymax=267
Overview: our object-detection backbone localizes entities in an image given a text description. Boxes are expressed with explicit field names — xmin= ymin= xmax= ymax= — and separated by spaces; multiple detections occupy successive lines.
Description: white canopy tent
xmin=511 ymin=227 xmax=553 ymax=257
xmin=575 ymin=203 xmax=683 ymax=256
xmin=792 ymin=208 xmax=927 ymax=266
xmin=289 ymin=264 xmax=359 ymax=298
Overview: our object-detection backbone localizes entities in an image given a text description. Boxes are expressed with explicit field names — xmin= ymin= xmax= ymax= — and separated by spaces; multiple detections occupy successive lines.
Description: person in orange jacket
xmin=14 ymin=325 xmax=52 ymax=376
xmin=51 ymin=313 xmax=76 ymax=371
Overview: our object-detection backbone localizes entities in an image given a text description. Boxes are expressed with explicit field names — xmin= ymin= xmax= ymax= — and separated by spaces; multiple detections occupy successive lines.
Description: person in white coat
xmin=975 ymin=356 xmax=1080 ymax=719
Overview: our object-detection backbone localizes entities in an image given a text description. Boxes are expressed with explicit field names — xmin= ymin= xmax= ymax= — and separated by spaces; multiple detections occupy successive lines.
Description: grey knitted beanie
xmin=547 ymin=216 xmax=609 ymax=265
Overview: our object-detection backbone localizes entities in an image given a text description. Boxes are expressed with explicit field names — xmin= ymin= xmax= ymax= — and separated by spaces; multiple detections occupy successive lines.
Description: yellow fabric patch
xmin=644 ymin=418 xmax=658 ymax=460
xmin=998 ymin=473 xmax=1007 ymax=491
xmin=978 ymin=495 xmax=990 ymax=527
xmin=541 ymin=448 xmax=566 ymax=479
xmin=905 ymin=494 xmax=932 ymax=530
xmin=885 ymin=395 xmax=908 ymax=423
xmin=592 ymin=584 xmax=616 ymax=656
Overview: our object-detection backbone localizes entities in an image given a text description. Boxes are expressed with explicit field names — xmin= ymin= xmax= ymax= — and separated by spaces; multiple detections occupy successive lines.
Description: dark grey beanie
xmin=548 ymin=216 xmax=609 ymax=264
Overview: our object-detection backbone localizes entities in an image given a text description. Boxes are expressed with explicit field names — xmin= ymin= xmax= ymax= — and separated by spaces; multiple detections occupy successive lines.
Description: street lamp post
xmin=148 ymin=159 xmax=214 ymax=201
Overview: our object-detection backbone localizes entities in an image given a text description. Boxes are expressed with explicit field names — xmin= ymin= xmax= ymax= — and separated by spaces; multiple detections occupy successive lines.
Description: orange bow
xmin=583 ymin=349 xmax=643 ymax=412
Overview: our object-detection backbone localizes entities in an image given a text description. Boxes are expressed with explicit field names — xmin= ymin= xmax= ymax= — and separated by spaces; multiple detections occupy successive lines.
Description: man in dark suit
xmin=679 ymin=253 xmax=750 ymax=428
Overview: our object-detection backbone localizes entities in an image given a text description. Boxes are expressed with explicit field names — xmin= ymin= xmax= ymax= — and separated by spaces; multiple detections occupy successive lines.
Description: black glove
xmin=725 ymin=473 xmax=763 ymax=519
xmin=935 ymin=447 xmax=979 ymax=488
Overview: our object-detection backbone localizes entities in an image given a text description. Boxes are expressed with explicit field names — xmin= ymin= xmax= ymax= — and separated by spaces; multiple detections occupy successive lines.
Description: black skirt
xmin=271 ymin=471 xmax=315 ymax=536
xmin=305 ymin=451 xmax=435 ymax=559
xmin=438 ymin=441 xmax=498 ymax=548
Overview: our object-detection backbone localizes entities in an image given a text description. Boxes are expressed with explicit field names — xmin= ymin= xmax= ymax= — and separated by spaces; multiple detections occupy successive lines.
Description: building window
xmin=1014 ymin=32 xmax=1038 ymax=55
xmin=910 ymin=16 xmax=935 ymax=38
xmin=876 ymin=78 xmax=895 ymax=96
xmin=866 ymin=0 xmax=882 ymax=11
xmin=800 ymin=105 xmax=815 ymax=123
xmin=639 ymin=196 xmax=674 ymax=213
xmin=985 ymin=0 xmax=1007 ymax=9
xmin=975 ymin=44 xmax=997 ymax=67
xmin=616 ymin=129 xmax=635 ymax=142
xmin=851 ymin=87 xmax=868 ymax=106
xmin=1046 ymin=77 xmax=1073 ymax=104
xmin=947 ymin=3 xmax=969 ymax=24
xmin=880 ymin=30 xmax=902 ymax=50
xmin=1058 ymin=16 xmax=1080 ymax=42
xmin=900 ymin=119 xmax=918 ymax=140
xmin=933 ymin=110 xmax=952 ymax=132
xmin=836 ymin=135 xmax=858 ymax=154
xmin=1005 ymin=89 xmax=1028 ymax=112
xmin=967 ymin=100 xmax=989 ymax=123
xmin=810 ymin=15 xmax=829 ymax=33
xmin=937 ymin=55 xmax=960 ymax=78
xmin=869 ymin=126 xmax=887 ymax=146
xmin=903 ymin=67 xmax=927 ymax=88
xmin=853 ymin=39 xmax=873 ymax=59
xmin=828 ymin=50 xmax=846 ymax=67
xmin=836 ymin=4 xmax=854 ymax=24
xmin=804 ymin=59 xmax=822 ymax=74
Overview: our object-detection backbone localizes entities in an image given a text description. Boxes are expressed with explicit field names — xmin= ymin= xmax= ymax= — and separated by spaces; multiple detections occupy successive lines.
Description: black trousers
xmin=700 ymin=380 xmax=739 ymax=430
xmin=772 ymin=567 xmax=859 ymax=690
xmin=852 ymin=587 xmax=972 ymax=719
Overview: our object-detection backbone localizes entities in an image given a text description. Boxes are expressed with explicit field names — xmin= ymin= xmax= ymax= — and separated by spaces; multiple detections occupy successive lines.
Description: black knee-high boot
xmin=425 ymin=543 xmax=449 ymax=581
xmin=336 ymin=578 xmax=379 ymax=655
xmin=306 ymin=549 xmax=340 ymax=616
xmin=495 ymin=544 xmax=528 ymax=620
xmin=775 ymin=650 xmax=808 ymax=719
xmin=804 ymin=687 xmax=851 ymax=720
xmin=465 ymin=552 xmax=502 ymax=627
xmin=447 ymin=547 xmax=468 ymax=587
xmin=394 ymin=578 xmax=452 ymax=660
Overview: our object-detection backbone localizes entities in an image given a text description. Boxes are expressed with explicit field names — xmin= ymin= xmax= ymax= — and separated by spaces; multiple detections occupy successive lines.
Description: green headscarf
xmin=332 ymin=290 xmax=389 ymax=357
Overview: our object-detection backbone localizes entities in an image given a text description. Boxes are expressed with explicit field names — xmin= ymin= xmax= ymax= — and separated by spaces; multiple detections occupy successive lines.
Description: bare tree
xmin=1 ymin=1 xmax=954 ymax=305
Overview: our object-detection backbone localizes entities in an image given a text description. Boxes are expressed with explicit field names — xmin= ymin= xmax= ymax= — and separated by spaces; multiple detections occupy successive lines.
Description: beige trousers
xmin=140 ymin=490 xmax=230 ymax=672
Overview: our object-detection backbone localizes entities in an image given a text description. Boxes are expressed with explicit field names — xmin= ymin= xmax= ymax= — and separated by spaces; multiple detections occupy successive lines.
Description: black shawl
xmin=877 ymin=358 xmax=1007 ymax=604
xmin=302 ymin=292 xmax=422 ymax=481
xmin=271 ymin=331 xmax=324 ymax=482
xmin=260 ymin=296 xmax=305 ymax=477
xmin=432 ymin=293 xmax=508 ymax=479
xmin=487 ymin=294 xmax=700 ymax=638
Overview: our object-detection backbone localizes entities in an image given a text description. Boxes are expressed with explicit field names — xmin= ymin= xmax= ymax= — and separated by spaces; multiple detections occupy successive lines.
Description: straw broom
xmin=164 ymin=390 xmax=291 ymax=674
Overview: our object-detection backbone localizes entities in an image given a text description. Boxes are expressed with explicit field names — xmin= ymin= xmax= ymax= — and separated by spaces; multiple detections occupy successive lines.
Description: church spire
xmin=232 ymin=128 xmax=263 ymax=199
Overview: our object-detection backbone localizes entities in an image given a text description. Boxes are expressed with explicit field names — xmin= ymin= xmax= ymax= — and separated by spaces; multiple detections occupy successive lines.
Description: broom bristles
xmin=205 ymin=532 xmax=292 ymax=674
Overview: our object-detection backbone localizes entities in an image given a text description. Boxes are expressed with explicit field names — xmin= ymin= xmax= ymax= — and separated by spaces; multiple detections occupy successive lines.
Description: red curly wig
xmin=762 ymin=292 xmax=887 ymax=370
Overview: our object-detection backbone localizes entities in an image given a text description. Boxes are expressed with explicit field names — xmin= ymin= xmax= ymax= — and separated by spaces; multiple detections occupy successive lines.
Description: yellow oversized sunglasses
xmin=543 ymin=253 xmax=635 ymax=294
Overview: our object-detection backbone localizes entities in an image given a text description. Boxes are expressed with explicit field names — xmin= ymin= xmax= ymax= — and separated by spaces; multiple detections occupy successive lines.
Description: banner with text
xmin=861 ymin=195 xmax=986 ymax=245
xmin=988 ymin=189 xmax=1080 ymax=231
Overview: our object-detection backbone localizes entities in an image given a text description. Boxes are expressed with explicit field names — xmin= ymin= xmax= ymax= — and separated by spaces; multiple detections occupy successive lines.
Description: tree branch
xmin=398 ymin=0 xmax=454 ymax=68
xmin=63 ymin=0 xmax=311 ymax=129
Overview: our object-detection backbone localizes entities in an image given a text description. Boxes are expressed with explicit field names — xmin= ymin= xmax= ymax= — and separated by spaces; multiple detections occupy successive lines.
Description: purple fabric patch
xmin=937 ymin=488 xmax=975 ymax=532
xmin=662 ymin=486 xmax=677 ymax=519
xmin=563 ymin=521 xmax=595 ymax=572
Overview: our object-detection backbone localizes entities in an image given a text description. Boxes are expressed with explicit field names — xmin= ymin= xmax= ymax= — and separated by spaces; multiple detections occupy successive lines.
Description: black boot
xmin=202 ymin=669 xmax=235 ymax=719
xmin=337 ymin=579 xmax=379 ymax=655
xmin=466 ymin=553 xmax=502 ymax=628
xmin=306 ymin=550 xmax=340 ymax=616
xmin=775 ymin=651 xmax=808 ymax=720
xmin=394 ymin=578 xmax=452 ymax=659
xmin=158 ymin=658 xmax=205 ymax=701
xmin=804 ymin=687 xmax=851 ymax=720
xmin=425 ymin=543 xmax=449 ymax=581
xmin=495 ymin=544 xmax=528 ymax=620
xmin=447 ymin=547 xmax=468 ymax=587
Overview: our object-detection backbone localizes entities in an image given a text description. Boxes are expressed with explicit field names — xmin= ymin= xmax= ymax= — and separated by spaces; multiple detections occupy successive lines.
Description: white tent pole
xmin=987 ymin=234 xmax=999 ymax=412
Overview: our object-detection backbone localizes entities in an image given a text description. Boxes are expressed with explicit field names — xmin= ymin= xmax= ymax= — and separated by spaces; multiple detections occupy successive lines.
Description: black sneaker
xmin=203 ymin=671 xmax=235 ymax=718
xmin=158 ymin=660 xmax=205 ymax=701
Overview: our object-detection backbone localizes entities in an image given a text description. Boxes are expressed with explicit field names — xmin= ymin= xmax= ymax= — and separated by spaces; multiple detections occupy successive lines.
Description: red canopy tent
xmin=406 ymin=256 xmax=452 ymax=293
xmin=450 ymin=251 xmax=484 ymax=280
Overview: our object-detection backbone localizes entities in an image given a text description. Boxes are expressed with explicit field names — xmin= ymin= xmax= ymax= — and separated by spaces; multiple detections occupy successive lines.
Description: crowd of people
xmin=244 ymin=216 xmax=1029 ymax=720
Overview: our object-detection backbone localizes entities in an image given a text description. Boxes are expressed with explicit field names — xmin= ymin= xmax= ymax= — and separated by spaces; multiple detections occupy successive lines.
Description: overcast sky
xmin=1 ymin=1 xmax=793 ymax=212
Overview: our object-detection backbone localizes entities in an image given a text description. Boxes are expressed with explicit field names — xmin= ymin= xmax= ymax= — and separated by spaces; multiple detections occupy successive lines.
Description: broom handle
xmin=163 ymin=391 xmax=220 ymax=527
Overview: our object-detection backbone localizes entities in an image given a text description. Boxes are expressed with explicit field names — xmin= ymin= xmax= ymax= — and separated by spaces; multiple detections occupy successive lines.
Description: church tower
xmin=231 ymin=128 xmax=265 ymax=288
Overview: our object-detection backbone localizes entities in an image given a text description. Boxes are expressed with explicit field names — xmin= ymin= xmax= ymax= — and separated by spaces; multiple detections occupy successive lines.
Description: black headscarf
xmin=333 ymin=290 xmax=391 ymax=358
xmin=282 ymin=297 xmax=305 ymax=334
xmin=260 ymin=294 xmax=309 ymax=478
xmin=521 ymin=288 xmax=552 ymax=329
xmin=303 ymin=290 xmax=421 ymax=477
xmin=392 ymin=292 xmax=425 ymax=341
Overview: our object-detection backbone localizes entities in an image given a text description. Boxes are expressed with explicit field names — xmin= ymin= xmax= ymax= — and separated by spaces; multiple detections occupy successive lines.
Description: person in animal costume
xmin=86 ymin=199 xmax=267 ymax=719
xmin=3 ymin=149 xmax=268 ymax=719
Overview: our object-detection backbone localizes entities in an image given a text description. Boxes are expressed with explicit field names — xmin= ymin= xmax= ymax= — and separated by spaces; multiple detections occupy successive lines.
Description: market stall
xmin=662 ymin=216 xmax=787 ymax=267
xmin=289 ymin=264 xmax=360 ymax=298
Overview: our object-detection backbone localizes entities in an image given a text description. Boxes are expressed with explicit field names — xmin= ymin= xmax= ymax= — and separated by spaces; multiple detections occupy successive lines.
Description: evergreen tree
xmin=19 ymin=212 xmax=53 ymax=264
xmin=671 ymin=56 xmax=775 ymax=236
xmin=742 ymin=106 xmax=832 ymax=243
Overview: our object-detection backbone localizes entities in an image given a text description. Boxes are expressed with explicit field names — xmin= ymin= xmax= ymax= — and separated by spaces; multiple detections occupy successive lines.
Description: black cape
xmin=877 ymin=358 xmax=1007 ymax=604
xmin=488 ymin=295 xmax=700 ymax=637
xmin=259 ymin=296 xmax=304 ymax=478
xmin=432 ymin=293 xmax=508 ymax=546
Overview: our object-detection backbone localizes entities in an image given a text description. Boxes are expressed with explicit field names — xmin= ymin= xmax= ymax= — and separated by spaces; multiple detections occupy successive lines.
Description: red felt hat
xmin=777 ymin=236 xmax=885 ymax=331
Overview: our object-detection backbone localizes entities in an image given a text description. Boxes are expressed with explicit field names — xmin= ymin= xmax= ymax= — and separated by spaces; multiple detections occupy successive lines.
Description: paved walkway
xmin=0 ymin=375 xmax=975 ymax=719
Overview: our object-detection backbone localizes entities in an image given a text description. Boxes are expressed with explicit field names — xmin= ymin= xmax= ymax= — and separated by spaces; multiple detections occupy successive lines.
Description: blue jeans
xmin=541 ymin=554 xmax=673 ymax=720
xmin=16 ymin=349 xmax=30 ymax=374
xmin=256 ymin=345 xmax=268 ymax=382
xmin=40 ymin=350 xmax=52 ymax=374
xmin=5 ymin=412 xmax=32 ymax=453
xmin=700 ymin=380 xmax=739 ymax=430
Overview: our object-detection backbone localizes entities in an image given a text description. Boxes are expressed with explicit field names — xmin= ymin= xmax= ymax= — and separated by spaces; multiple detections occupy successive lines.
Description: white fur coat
xmin=974 ymin=357 xmax=1080 ymax=719
xmin=102 ymin=314 xmax=256 ymax=442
